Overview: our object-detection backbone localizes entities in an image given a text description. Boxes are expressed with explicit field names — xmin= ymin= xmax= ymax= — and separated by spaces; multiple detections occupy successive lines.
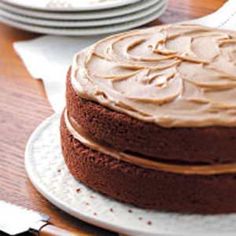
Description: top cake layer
xmin=71 ymin=24 xmax=236 ymax=127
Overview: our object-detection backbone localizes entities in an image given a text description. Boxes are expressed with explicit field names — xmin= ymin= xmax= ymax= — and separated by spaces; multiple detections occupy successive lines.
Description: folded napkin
xmin=14 ymin=35 xmax=102 ymax=112
xmin=14 ymin=0 xmax=236 ymax=113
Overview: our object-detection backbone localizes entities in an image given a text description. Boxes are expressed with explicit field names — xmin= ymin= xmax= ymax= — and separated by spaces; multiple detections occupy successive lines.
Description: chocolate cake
xmin=60 ymin=24 xmax=236 ymax=214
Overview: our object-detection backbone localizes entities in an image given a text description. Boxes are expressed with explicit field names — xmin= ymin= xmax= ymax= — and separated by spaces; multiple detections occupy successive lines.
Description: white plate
xmin=0 ymin=0 xmax=165 ymax=28
xmin=2 ymin=0 xmax=141 ymax=11
xmin=0 ymin=4 xmax=167 ymax=36
xmin=0 ymin=0 xmax=161 ymax=20
xmin=25 ymin=114 xmax=236 ymax=236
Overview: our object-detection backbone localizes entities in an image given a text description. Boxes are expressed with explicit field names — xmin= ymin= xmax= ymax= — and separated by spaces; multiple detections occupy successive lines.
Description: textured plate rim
xmin=2 ymin=0 xmax=141 ymax=12
xmin=0 ymin=4 xmax=167 ymax=36
xmin=0 ymin=0 xmax=165 ymax=28
xmin=24 ymin=114 xmax=172 ymax=236
xmin=0 ymin=0 xmax=163 ymax=20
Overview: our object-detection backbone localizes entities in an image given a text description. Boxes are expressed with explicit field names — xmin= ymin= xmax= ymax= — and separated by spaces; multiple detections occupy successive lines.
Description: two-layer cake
xmin=60 ymin=24 xmax=236 ymax=214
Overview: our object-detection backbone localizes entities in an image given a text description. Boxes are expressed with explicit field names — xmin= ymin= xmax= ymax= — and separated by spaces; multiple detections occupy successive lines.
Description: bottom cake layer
xmin=60 ymin=114 xmax=236 ymax=214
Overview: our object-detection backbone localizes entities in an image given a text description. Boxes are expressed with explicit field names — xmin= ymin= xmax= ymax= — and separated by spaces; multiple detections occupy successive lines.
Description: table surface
xmin=0 ymin=0 xmax=226 ymax=235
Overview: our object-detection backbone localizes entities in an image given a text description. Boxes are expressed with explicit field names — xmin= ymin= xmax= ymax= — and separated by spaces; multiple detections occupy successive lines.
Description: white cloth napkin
xmin=14 ymin=35 xmax=103 ymax=112
xmin=14 ymin=0 xmax=236 ymax=113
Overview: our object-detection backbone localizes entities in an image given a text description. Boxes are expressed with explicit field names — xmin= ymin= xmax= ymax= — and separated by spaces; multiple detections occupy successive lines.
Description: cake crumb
xmin=128 ymin=209 xmax=133 ymax=213
xmin=93 ymin=212 xmax=97 ymax=216
xmin=110 ymin=208 xmax=114 ymax=212
xmin=147 ymin=221 xmax=152 ymax=225
xmin=90 ymin=195 xmax=95 ymax=199
xmin=57 ymin=169 xmax=61 ymax=173
xmin=85 ymin=202 xmax=90 ymax=206
xmin=138 ymin=217 xmax=143 ymax=221
xmin=76 ymin=188 xmax=81 ymax=193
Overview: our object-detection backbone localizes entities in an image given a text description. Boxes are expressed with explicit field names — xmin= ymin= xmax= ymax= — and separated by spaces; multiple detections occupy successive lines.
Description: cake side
xmin=61 ymin=113 xmax=236 ymax=214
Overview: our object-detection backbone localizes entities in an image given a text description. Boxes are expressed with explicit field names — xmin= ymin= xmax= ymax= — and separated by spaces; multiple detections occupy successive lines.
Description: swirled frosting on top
xmin=71 ymin=24 xmax=236 ymax=127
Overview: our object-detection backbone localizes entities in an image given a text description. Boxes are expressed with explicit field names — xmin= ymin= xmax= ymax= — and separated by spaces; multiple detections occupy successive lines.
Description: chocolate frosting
xmin=71 ymin=24 xmax=236 ymax=127
xmin=65 ymin=111 xmax=236 ymax=175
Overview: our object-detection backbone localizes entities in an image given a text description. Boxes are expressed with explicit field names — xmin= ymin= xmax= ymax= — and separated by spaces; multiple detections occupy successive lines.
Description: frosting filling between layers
xmin=64 ymin=110 xmax=236 ymax=175
xmin=71 ymin=24 xmax=236 ymax=128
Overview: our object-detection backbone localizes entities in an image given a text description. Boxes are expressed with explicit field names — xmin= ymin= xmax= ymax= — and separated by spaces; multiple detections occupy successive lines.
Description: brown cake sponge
xmin=60 ymin=114 xmax=236 ymax=214
xmin=66 ymin=68 xmax=236 ymax=165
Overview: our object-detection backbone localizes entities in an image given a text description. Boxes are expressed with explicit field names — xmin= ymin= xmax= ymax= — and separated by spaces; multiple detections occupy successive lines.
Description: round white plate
xmin=0 ymin=0 xmax=161 ymax=20
xmin=2 ymin=0 xmax=141 ymax=11
xmin=25 ymin=114 xmax=236 ymax=236
xmin=0 ymin=4 xmax=167 ymax=36
xmin=0 ymin=0 xmax=165 ymax=28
